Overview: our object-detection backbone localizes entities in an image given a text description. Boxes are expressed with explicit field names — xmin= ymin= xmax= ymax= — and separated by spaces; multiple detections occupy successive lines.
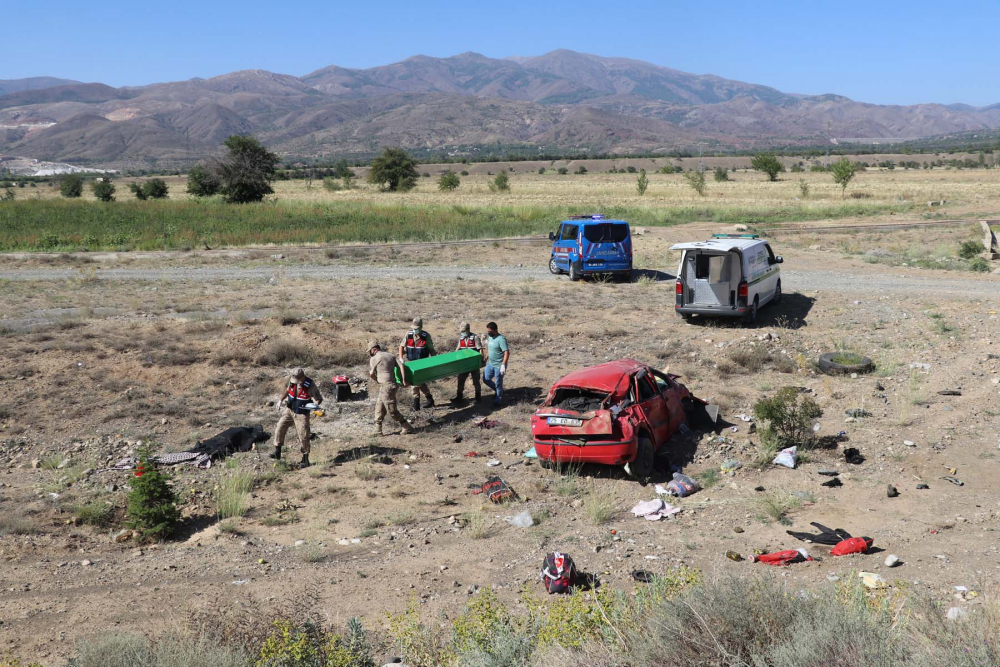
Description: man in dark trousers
xmin=398 ymin=316 xmax=436 ymax=411
xmin=271 ymin=368 xmax=322 ymax=468
xmin=452 ymin=321 xmax=483 ymax=403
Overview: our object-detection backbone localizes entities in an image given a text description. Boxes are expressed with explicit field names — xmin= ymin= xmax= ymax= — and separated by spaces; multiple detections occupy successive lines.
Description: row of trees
xmin=58 ymin=174 xmax=170 ymax=201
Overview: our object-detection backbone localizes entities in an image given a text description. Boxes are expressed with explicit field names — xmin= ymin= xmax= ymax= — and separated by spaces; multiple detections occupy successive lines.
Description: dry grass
xmin=583 ymin=482 xmax=617 ymax=525
xmin=215 ymin=470 xmax=255 ymax=520
xmin=462 ymin=508 xmax=496 ymax=539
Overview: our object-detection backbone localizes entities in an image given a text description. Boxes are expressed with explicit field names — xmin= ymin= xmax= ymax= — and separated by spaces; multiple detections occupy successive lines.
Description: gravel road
xmin=0 ymin=264 xmax=997 ymax=298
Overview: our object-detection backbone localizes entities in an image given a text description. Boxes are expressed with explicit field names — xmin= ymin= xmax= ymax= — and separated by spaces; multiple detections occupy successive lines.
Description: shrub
xmin=582 ymin=482 xmax=615 ymax=524
xmin=959 ymin=239 xmax=985 ymax=259
xmin=753 ymin=386 xmax=822 ymax=448
xmin=635 ymin=169 xmax=649 ymax=196
xmin=969 ymin=257 xmax=990 ymax=272
xmin=438 ymin=170 xmax=461 ymax=191
xmin=258 ymin=617 xmax=376 ymax=667
xmin=751 ymin=153 xmax=784 ymax=181
xmin=255 ymin=339 xmax=319 ymax=367
xmin=368 ymin=147 xmax=419 ymax=192
xmin=129 ymin=182 xmax=148 ymax=200
xmin=0 ymin=186 xmax=14 ymax=201
xmin=144 ymin=178 xmax=169 ymax=199
xmin=831 ymin=157 xmax=858 ymax=197
xmin=537 ymin=167 xmax=545 ymax=175
xmin=72 ymin=500 xmax=115 ymax=528
xmin=557 ymin=167 xmax=569 ymax=175
xmin=215 ymin=469 xmax=254 ymax=520
xmin=488 ymin=171 xmax=510 ymax=193
xmin=713 ymin=166 xmax=730 ymax=182
xmin=187 ymin=165 xmax=221 ymax=197
xmin=322 ymin=177 xmax=342 ymax=192
xmin=625 ymin=165 xmax=637 ymax=173
xmin=126 ymin=452 xmax=181 ymax=541
xmin=70 ymin=632 xmax=248 ymax=667
xmin=574 ymin=165 xmax=587 ymax=175
xmin=799 ymin=179 xmax=810 ymax=198
xmin=682 ymin=170 xmax=706 ymax=196
xmin=61 ymin=174 xmax=84 ymax=198
xmin=460 ymin=170 xmax=469 ymax=176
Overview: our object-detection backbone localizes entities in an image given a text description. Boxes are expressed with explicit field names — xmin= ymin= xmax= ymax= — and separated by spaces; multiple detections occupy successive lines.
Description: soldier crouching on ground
xmin=271 ymin=367 xmax=321 ymax=468
xmin=368 ymin=339 xmax=414 ymax=436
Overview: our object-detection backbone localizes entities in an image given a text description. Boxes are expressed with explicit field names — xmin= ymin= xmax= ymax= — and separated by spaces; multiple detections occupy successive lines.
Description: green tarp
xmin=394 ymin=348 xmax=483 ymax=386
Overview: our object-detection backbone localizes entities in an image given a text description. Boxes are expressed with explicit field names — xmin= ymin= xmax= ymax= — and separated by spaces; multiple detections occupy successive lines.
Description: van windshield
xmin=583 ymin=223 xmax=628 ymax=243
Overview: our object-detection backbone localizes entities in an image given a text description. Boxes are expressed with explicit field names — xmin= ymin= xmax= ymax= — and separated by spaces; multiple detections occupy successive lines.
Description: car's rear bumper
xmin=532 ymin=437 xmax=637 ymax=466
xmin=675 ymin=305 xmax=748 ymax=318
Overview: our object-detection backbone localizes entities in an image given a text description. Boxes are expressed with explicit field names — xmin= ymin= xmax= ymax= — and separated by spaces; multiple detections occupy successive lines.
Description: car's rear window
xmin=583 ymin=223 xmax=628 ymax=243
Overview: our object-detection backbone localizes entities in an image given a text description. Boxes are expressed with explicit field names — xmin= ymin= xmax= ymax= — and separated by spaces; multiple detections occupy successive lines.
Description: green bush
xmin=557 ymin=167 xmax=569 ymax=175
xmin=751 ymin=153 xmax=784 ymax=181
xmin=682 ymin=170 xmax=706 ymax=196
xmin=92 ymin=179 xmax=116 ymax=202
xmin=144 ymin=178 xmax=170 ymax=199
xmin=635 ymin=169 xmax=648 ymax=196
xmin=61 ymin=174 xmax=84 ymax=198
xmin=438 ymin=170 xmax=461 ymax=191
xmin=488 ymin=171 xmax=510 ymax=193
xmin=969 ymin=257 xmax=990 ymax=272
xmin=959 ymin=239 xmax=985 ymax=259
xmin=258 ymin=617 xmax=376 ymax=667
xmin=126 ymin=452 xmax=180 ymax=541
xmin=574 ymin=165 xmax=587 ymax=175
xmin=187 ymin=165 xmax=221 ymax=197
xmin=753 ymin=386 xmax=822 ymax=448
xmin=713 ymin=166 xmax=730 ymax=182
xmin=368 ymin=147 xmax=419 ymax=192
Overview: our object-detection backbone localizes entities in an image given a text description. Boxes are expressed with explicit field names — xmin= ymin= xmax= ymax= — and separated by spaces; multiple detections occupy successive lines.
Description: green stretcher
xmin=394 ymin=348 xmax=483 ymax=386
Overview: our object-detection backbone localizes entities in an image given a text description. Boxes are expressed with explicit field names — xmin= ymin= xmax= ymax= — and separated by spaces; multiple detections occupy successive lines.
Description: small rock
xmin=30 ymin=459 xmax=40 ymax=469
xmin=80 ymin=559 xmax=92 ymax=567
xmin=294 ymin=540 xmax=306 ymax=547
xmin=903 ymin=440 xmax=915 ymax=447
xmin=885 ymin=554 xmax=900 ymax=567
xmin=946 ymin=607 xmax=966 ymax=621
xmin=733 ymin=526 xmax=744 ymax=534
xmin=439 ymin=565 xmax=448 ymax=572
xmin=916 ymin=483 xmax=929 ymax=490
xmin=887 ymin=485 xmax=899 ymax=498
xmin=113 ymin=529 xmax=131 ymax=543
xmin=56 ymin=459 xmax=71 ymax=470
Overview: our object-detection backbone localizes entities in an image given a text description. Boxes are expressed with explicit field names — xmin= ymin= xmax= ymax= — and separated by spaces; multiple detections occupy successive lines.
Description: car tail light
xmin=738 ymin=281 xmax=748 ymax=299
xmin=675 ymin=281 xmax=683 ymax=295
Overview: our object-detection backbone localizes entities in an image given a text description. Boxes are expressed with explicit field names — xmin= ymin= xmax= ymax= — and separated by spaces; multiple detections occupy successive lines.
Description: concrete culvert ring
xmin=818 ymin=351 xmax=874 ymax=375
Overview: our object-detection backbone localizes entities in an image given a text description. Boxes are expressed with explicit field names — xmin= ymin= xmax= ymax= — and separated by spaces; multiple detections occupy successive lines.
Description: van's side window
xmin=764 ymin=244 xmax=776 ymax=264
xmin=560 ymin=224 xmax=578 ymax=242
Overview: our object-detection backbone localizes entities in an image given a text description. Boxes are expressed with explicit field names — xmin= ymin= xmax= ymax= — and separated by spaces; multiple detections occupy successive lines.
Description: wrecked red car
xmin=531 ymin=359 xmax=704 ymax=480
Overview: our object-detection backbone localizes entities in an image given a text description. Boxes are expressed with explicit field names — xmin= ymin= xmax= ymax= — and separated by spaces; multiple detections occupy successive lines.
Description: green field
xmin=0 ymin=199 xmax=908 ymax=252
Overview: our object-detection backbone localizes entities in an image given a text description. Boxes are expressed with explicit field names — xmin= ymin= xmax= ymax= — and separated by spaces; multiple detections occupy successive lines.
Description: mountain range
xmin=2 ymin=50 xmax=1000 ymax=168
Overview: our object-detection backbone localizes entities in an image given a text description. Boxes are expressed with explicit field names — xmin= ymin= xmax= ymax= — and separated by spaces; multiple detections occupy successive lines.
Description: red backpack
xmin=541 ymin=552 xmax=576 ymax=594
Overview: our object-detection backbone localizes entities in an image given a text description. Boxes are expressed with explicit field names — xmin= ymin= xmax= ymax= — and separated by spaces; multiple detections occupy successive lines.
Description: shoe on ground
xmin=268 ymin=447 xmax=282 ymax=460
xmin=299 ymin=455 xmax=311 ymax=468
xmin=425 ymin=397 xmax=436 ymax=408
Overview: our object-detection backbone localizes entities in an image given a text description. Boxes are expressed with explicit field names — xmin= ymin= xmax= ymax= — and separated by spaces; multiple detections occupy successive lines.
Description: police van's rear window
xmin=583 ymin=224 xmax=628 ymax=243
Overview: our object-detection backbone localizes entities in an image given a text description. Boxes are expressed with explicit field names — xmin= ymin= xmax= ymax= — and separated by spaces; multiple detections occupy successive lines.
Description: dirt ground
xmin=1 ymin=223 xmax=999 ymax=664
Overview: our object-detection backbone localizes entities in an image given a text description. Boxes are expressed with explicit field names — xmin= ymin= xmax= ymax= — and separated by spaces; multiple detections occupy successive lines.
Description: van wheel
xmin=569 ymin=261 xmax=582 ymax=282
xmin=743 ymin=297 xmax=758 ymax=325
xmin=548 ymin=257 xmax=562 ymax=275
xmin=773 ymin=280 xmax=782 ymax=305
xmin=626 ymin=436 xmax=655 ymax=484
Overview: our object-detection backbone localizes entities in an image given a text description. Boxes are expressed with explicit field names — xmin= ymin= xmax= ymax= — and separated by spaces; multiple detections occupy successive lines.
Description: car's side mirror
xmin=775 ymin=256 xmax=783 ymax=264
xmin=548 ymin=232 xmax=556 ymax=241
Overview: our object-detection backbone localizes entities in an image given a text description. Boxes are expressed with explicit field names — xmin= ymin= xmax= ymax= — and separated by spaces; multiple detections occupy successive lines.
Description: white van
xmin=670 ymin=234 xmax=782 ymax=324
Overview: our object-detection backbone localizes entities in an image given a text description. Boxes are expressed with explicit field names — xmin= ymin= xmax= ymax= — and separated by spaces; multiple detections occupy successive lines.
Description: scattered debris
xmin=726 ymin=550 xmax=744 ymax=562
xmin=720 ymin=458 xmax=742 ymax=473
xmin=817 ymin=469 xmax=839 ymax=477
xmin=475 ymin=418 xmax=501 ymax=430
xmin=859 ymin=572 xmax=887 ymax=589
xmin=885 ymin=555 xmax=900 ymax=567
xmin=937 ymin=390 xmax=961 ymax=396
xmin=821 ymin=478 xmax=843 ymax=488
xmin=942 ymin=476 xmax=964 ymax=487
xmin=630 ymin=499 xmax=681 ymax=521
xmin=773 ymin=446 xmax=797 ymax=469
xmin=844 ymin=448 xmax=865 ymax=464
xmin=846 ymin=409 xmax=872 ymax=418
xmin=917 ymin=483 xmax=930 ymax=490
xmin=753 ymin=548 xmax=811 ymax=566
xmin=504 ymin=511 xmax=533 ymax=528
xmin=887 ymin=484 xmax=899 ymax=498
xmin=472 ymin=476 xmax=518 ymax=503
xmin=631 ymin=570 xmax=654 ymax=583
xmin=664 ymin=472 xmax=700 ymax=497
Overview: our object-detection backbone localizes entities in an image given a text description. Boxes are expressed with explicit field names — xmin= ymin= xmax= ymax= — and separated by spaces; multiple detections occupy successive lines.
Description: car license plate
xmin=547 ymin=416 xmax=583 ymax=427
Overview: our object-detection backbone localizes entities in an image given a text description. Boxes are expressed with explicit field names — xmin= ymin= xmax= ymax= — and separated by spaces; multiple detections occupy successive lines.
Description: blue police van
xmin=547 ymin=215 xmax=633 ymax=282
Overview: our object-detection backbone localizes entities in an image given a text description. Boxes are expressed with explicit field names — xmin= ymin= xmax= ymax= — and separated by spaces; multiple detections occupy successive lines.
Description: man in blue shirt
xmin=482 ymin=321 xmax=510 ymax=405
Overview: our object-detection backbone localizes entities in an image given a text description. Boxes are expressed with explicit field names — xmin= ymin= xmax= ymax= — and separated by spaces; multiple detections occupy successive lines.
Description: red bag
xmin=753 ymin=548 xmax=812 ymax=566
xmin=541 ymin=552 xmax=576 ymax=594
xmin=830 ymin=536 xmax=873 ymax=556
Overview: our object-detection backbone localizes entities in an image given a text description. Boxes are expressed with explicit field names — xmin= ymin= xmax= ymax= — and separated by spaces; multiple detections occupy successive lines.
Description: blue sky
xmin=6 ymin=0 xmax=999 ymax=106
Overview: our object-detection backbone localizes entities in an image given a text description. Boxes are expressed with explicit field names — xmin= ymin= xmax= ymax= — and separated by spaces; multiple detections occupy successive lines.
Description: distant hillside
xmin=2 ymin=51 xmax=999 ymax=168
xmin=0 ymin=77 xmax=80 ymax=97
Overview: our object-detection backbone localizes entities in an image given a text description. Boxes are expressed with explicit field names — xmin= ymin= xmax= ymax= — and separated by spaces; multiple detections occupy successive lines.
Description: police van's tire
xmin=569 ymin=261 xmax=582 ymax=282
xmin=743 ymin=296 xmax=758 ymax=325
xmin=626 ymin=435 xmax=655 ymax=484
xmin=549 ymin=257 xmax=562 ymax=275
xmin=818 ymin=352 xmax=874 ymax=376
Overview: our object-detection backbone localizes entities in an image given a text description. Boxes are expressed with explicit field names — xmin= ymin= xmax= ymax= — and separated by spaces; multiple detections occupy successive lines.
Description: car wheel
xmin=548 ymin=257 xmax=562 ymax=275
xmin=569 ymin=261 xmax=582 ymax=282
xmin=626 ymin=436 xmax=655 ymax=484
xmin=680 ymin=313 xmax=693 ymax=322
xmin=743 ymin=296 xmax=758 ymax=325
xmin=539 ymin=458 xmax=553 ymax=470
xmin=773 ymin=280 xmax=782 ymax=305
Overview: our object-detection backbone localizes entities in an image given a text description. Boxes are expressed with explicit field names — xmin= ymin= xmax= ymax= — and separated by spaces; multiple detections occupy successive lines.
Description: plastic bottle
xmin=726 ymin=551 xmax=744 ymax=562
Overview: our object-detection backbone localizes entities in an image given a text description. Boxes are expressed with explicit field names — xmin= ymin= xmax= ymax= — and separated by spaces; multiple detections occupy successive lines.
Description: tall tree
xmin=60 ymin=174 xmax=84 ymax=198
xmin=367 ymin=147 xmax=418 ymax=192
xmin=751 ymin=153 xmax=784 ymax=182
xmin=92 ymin=178 xmax=116 ymax=202
xmin=830 ymin=158 xmax=858 ymax=198
xmin=216 ymin=135 xmax=280 ymax=204
xmin=186 ymin=164 xmax=221 ymax=197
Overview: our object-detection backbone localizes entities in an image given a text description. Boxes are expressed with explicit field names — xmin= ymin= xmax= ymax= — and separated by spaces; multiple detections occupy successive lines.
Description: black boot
xmin=413 ymin=397 xmax=420 ymax=411
xmin=450 ymin=393 xmax=464 ymax=404
xmin=268 ymin=446 xmax=282 ymax=460
xmin=299 ymin=454 xmax=310 ymax=468
xmin=475 ymin=391 xmax=482 ymax=402
xmin=425 ymin=395 xmax=435 ymax=408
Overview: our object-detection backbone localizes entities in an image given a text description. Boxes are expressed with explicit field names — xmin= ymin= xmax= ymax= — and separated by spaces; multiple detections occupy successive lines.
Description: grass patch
xmin=0 ymin=199 xmax=908 ymax=252
xmin=754 ymin=491 xmax=803 ymax=525
xmin=354 ymin=461 xmax=381 ymax=481
xmin=696 ymin=469 xmax=721 ymax=489
xmin=70 ymin=501 xmax=115 ymax=528
xmin=582 ymin=482 xmax=616 ymax=525
xmin=215 ymin=469 xmax=255 ymax=520
xmin=0 ymin=515 xmax=42 ymax=536
xmin=461 ymin=508 xmax=496 ymax=539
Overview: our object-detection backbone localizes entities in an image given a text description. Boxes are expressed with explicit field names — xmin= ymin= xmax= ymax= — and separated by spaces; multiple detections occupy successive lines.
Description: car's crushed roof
xmin=551 ymin=358 xmax=646 ymax=393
